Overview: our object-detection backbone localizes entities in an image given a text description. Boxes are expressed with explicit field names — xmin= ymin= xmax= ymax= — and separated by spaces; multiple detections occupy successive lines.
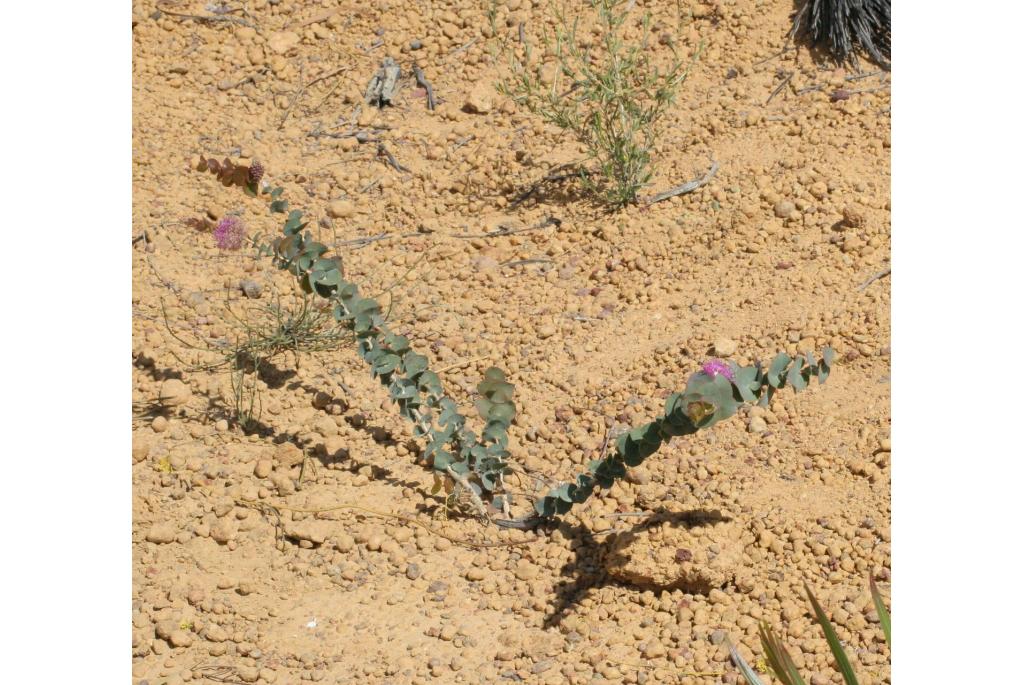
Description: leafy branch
xmin=198 ymin=158 xmax=515 ymax=517
xmin=527 ymin=351 xmax=833 ymax=520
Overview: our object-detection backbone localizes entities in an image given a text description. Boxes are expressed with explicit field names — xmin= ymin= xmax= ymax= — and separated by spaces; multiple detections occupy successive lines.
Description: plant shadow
xmin=544 ymin=508 xmax=732 ymax=629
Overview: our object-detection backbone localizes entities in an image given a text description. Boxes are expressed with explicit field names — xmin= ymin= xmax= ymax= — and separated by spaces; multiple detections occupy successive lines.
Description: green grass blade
xmin=805 ymin=583 xmax=860 ymax=685
xmin=869 ymin=577 xmax=891 ymax=648
xmin=758 ymin=622 xmax=808 ymax=685
xmin=727 ymin=640 xmax=766 ymax=685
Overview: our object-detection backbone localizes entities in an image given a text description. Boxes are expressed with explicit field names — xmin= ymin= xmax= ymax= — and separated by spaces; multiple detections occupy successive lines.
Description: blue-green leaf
xmin=787 ymin=356 xmax=808 ymax=391
xmin=768 ymin=353 xmax=791 ymax=388
xmin=402 ymin=352 xmax=429 ymax=377
xmin=373 ymin=353 xmax=400 ymax=376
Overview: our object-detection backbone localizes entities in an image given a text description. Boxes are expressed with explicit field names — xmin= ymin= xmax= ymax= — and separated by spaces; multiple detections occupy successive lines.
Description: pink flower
xmin=701 ymin=359 xmax=735 ymax=381
xmin=213 ymin=215 xmax=246 ymax=250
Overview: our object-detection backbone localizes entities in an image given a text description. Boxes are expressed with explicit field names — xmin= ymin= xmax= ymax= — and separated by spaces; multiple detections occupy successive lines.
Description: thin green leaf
xmin=727 ymin=640 xmax=766 ymax=685
xmin=869 ymin=578 xmax=891 ymax=648
xmin=759 ymin=623 xmax=807 ymax=685
xmin=805 ymin=583 xmax=860 ymax=685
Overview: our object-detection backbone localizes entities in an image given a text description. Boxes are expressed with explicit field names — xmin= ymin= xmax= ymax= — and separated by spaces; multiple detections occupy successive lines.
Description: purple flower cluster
xmin=701 ymin=358 xmax=735 ymax=381
xmin=213 ymin=215 xmax=247 ymax=250
xmin=247 ymin=160 xmax=264 ymax=186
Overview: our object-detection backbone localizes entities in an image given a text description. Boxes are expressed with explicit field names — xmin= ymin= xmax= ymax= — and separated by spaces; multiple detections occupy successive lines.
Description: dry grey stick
xmin=645 ymin=161 xmax=719 ymax=205
xmin=412 ymin=64 xmax=436 ymax=110
xmin=766 ymin=71 xmax=794 ymax=104
xmin=155 ymin=4 xmax=254 ymax=27
xmin=858 ymin=264 xmax=891 ymax=291
xmin=377 ymin=143 xmax=410 ymax=173
xmin=753 ymin=45 xmax=796 ymax=66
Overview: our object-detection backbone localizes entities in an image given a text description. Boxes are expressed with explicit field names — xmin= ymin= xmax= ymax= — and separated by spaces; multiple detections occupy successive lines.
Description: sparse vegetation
xmin=496 ymin=0 xmax=695 ymax=207
xmin=731 ymin=580 xmax=891 ymax=685
xmin=132 ymin=3 xmax=891 ymax=680
xmin=164 ymin=290 xmax=351 ymax=432
xmin=197 ymin=160 xmax=834 ymax=525
xmin=529 ymin=350 xmax=832 ymax=521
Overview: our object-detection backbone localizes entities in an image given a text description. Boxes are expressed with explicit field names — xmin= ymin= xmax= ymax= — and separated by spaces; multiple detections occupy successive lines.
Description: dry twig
xmin=645 ymin=161 xmax=719 ymax=205
xmin=858 ymin=264 xmax=891 ymax=291
xmin=278 ymin=66 xmax=350 ymax=129
xmin=766 ymin=71 xmax=794 ymax=104
xmin=155 ymin=4 xmax=254 ymax=27
xmin=412 ymin=64 xmax=436 ymax=110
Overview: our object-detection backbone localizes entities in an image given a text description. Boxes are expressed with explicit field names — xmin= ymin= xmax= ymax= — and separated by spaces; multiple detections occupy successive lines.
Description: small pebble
xmin=254 ymin=459 xmax=272 ymax=479
xmin=714 ymin=338 xmax=738 ymax=356
xmin=239 ymin=280 xmax=263 ymax=299
xmin=774 ymin=200 xmax=796 ymax=219
xmin=327 ymin=200 xmax=355 ymax=219
xmin=146 ymin=522 xmax=177 ymax=544
xmin=158 ymin=378 xmax=191 ymax=407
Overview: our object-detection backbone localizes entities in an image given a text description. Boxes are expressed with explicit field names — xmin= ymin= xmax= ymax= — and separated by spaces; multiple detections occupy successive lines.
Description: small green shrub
xmin=165 ymin=292 xmax=351 ymax=432
xmin=731 ymin=580 xmax=891 ymax=685
xmin=496 ymin=0 xmax=694 ymax=208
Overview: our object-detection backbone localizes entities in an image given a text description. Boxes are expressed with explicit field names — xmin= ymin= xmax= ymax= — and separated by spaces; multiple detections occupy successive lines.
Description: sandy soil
xmin=132 ymin=1 xmax=891 ymax=684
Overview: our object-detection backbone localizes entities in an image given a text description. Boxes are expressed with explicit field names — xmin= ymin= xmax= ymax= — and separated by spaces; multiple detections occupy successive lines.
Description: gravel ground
xmin=132 ymin=1 xmax=890 ymax=683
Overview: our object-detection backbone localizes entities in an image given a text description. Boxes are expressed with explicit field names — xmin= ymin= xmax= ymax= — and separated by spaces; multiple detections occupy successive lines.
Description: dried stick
xmin=412 ymin=64 xmax=436 ymax=110
xmin=155 ymin=4 xmax=254 ymax=27
xmin=857 ymin=264 xmax=891 ymax=291
xmin=766 ymin=71 xmax=794 ymax=104
xmin=645 ymin=161 xmax=719 ymax=205
xmin=279 ymin=66 xmax=350 ymax=129
xmin=377 ymin=142 xmax=410 ymax=173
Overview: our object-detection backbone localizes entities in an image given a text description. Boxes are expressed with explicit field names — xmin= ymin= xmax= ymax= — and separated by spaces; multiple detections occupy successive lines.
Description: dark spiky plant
xmin=792 ymin=0 xmax=891 ymax=70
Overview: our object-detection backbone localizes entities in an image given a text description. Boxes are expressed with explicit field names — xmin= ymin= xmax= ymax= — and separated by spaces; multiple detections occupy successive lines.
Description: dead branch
xmin=645 ymin=161 xmax=719 ymax=205
xmin=857 ymin=264 xmax=891 ymax=291
xmin=412 ymin=64 xmax=436 ymax=110
xmin=766 ymin=71 xmax=794 ymax=104
xmin=155 ymin=4 xmax=254 ymax=28
xmin=376 ymin=143 xmax=410 ymax=173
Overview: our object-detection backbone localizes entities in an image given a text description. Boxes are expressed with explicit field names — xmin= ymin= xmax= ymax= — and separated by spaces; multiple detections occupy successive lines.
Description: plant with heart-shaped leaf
xmin=526 ymin=350 xmax=834 ymax=521
xmin=199 ymin=159 xmax=516 ymax=517
xmin=199 ymin=158 xmax=835 ymax=526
